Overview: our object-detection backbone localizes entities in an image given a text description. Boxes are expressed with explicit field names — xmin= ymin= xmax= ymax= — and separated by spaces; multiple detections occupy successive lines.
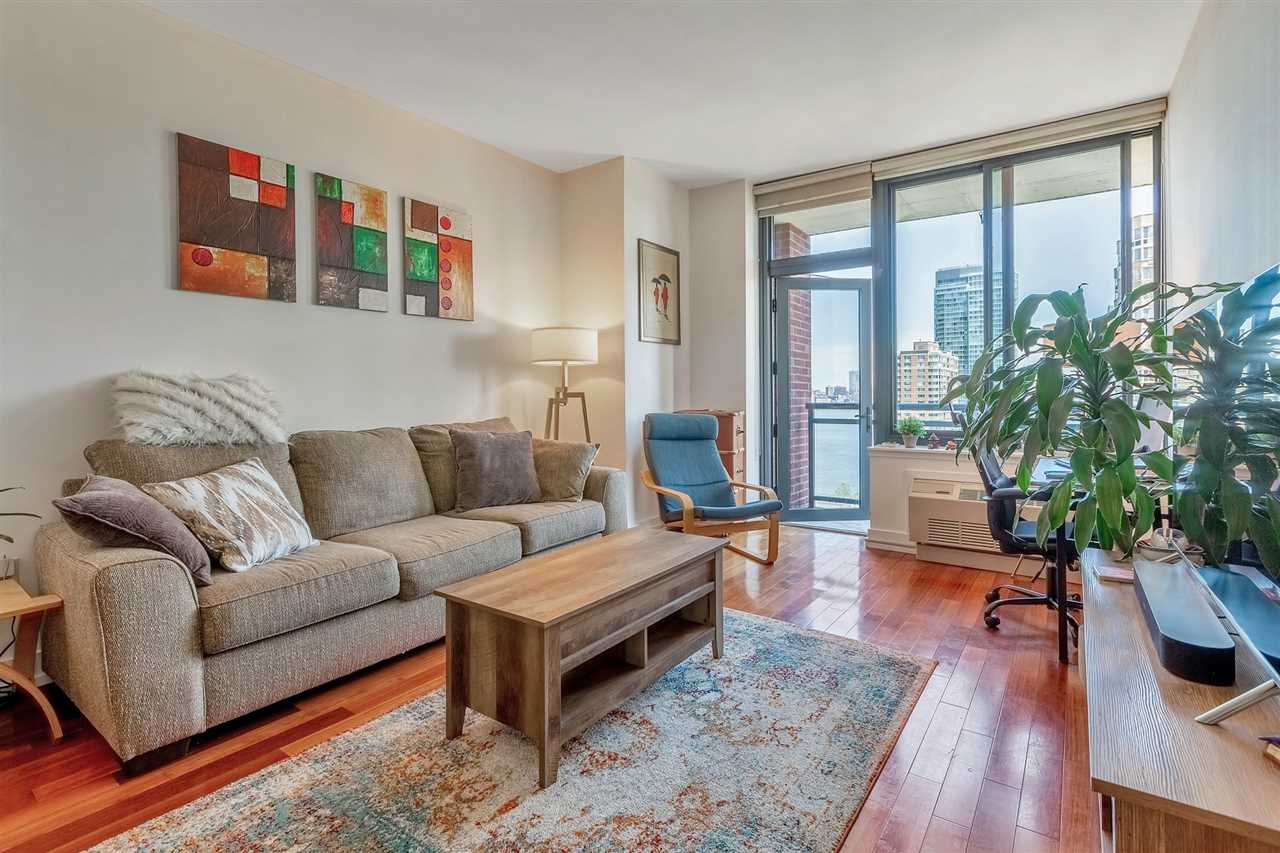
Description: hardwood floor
xmin=0 ymin=526 xmax=1095 ymax=852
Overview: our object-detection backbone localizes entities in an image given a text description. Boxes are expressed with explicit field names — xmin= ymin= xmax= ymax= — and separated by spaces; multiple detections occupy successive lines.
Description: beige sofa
xmin=35 ymin=421 xmax=626 ymax=771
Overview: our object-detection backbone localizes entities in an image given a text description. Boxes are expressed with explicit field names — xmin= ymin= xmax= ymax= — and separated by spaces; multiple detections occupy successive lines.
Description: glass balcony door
xmin=775 ymin=275 xmax=871 ymax=521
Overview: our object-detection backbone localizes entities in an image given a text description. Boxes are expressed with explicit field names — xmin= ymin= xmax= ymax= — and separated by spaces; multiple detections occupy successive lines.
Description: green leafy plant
xmin=897 ymin=417 xmax=926 ymax=438
xmin=1164 ymin=264 xmax=1280 ymax=575
xmin=1 ymin=486 xmax=40 ymax=545
xmin=943 ymin=282 xmax=1176 ymax=558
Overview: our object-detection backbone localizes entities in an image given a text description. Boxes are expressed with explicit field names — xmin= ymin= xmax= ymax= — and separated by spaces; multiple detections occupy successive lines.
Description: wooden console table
xmin=436 ymin=528 xmax=724 ymax=788
xmin=1082 ymin=549 xmax=1280 ymax=852
xmin=0 ymin=578 xmax=63 ymax=742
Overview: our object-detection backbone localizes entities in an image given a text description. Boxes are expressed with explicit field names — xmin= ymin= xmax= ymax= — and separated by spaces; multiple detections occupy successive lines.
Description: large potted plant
xmin=1165 ymin=264 xmax=1280 ymax=577
xmin=943 ymin=283 xmax=1175 ymax=558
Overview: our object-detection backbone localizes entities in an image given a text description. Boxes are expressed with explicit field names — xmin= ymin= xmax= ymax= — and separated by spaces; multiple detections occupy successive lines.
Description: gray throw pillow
xmin=52 ymin=475 xmax=213 ymax=586
xmin=450 ymin=429 xmax=541 ymax=512
xmin=408 ymin=417 xmax=516 ymax=512
xmin=532 ymin=438 xmax=599 ymax=501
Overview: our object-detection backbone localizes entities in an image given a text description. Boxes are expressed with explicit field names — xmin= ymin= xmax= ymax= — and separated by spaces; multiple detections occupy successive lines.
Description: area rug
xmin=96 ymin=611 xmax=933 ymax=852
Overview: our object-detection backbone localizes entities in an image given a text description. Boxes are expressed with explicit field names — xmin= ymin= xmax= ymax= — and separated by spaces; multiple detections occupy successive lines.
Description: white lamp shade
xmin=531 ymin=326 xmax=598 ymax=365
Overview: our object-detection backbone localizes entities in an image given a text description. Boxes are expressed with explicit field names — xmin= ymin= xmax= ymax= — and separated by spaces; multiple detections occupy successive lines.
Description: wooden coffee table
xmin=435 ymin=527 xmax=724 ymax=787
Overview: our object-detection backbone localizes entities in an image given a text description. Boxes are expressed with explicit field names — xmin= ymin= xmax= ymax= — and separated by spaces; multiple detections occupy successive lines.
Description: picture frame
xmin=637 ymin=239 xmax=681 ymax=345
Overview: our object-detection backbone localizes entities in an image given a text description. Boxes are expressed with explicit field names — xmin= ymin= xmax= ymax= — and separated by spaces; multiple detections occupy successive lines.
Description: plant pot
xmin=903 ymin=435 xmax=918 ymax=448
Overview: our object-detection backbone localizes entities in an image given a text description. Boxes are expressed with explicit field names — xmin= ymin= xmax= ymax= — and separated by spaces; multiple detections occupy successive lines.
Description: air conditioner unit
xmin=908 ymin=475 xmax=1046 ymax=575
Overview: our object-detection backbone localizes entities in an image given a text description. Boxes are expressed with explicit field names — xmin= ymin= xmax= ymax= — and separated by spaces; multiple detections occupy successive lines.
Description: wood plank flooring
xmin=0 ymin=526 xmax=1096 ymax=852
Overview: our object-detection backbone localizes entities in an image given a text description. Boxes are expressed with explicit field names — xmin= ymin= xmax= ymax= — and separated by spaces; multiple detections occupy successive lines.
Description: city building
xmin=933 ymin=265 xmax=1012 ymax=372
xmin=896 ymin=340 xmax=960 ymax=405
xmin=1115 ymin=212 xmax=1156 ymax=319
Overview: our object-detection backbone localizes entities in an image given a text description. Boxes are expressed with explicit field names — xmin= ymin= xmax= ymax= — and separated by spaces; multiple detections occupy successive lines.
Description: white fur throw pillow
xmin=142 ymin=458 xmax=316 ymax=571
xmin=113 ymin=371 xmax=286 ymax=446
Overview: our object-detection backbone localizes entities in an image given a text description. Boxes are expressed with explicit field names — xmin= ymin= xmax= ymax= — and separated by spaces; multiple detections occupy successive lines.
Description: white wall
xmin=688 ymin=180 xmax=759 ymax=480
xmin=556 ymin=159 xmax=626 ymax=470
xmin=1166 ymin=0 xmax=1280 ymax=285
xmin=0 ymin=1 xmax=565 ymax=587
xmin=623 ymin=160 xmax=692 ymax=524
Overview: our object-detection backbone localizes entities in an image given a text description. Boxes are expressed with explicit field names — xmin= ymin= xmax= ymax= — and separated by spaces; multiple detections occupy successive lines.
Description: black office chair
xmin=975 ymin=447 xmax=1082 ymax=642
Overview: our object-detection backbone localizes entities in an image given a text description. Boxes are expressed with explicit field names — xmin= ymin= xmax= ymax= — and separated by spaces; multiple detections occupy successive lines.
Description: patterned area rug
xmin=97 ymin=611 xmax=933 ymax=852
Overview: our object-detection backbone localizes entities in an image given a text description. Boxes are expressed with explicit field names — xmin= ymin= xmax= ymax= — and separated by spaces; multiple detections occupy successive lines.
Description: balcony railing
xmin=806 ymin=402 xmax=862 ymax=508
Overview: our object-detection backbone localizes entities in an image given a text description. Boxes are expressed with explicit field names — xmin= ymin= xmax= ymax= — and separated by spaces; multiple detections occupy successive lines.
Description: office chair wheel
xmin=985 ymin=589 xmax=1000 ymax=604
xmin=984 ymin=614 xmax=1000 ymax=629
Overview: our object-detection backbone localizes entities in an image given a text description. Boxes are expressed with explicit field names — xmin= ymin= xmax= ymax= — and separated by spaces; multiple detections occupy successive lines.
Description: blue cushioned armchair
xmin=641 ymin=413 xmax=782 ymax=565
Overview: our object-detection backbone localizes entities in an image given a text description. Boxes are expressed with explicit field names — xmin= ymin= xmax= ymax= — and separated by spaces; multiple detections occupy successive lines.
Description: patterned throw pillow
xmin=142 ymin=457 xmax=317 ymax=571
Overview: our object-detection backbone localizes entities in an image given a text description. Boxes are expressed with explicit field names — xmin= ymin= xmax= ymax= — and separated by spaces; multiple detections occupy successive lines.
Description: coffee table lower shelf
xmin=561 ymin=615 xmax=713 ymax=741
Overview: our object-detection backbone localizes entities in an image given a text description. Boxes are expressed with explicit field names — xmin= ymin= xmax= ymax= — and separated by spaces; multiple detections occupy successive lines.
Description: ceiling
xmin=145 ymin=0 xmax=1202 ymax=187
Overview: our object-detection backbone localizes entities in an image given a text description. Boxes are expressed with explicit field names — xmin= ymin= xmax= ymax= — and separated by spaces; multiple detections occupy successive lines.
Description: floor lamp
xmin=531 ymin=326 xmax=598 ymax=441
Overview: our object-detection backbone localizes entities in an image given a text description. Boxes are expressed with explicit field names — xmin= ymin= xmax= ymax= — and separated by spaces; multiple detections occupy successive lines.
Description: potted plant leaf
xmin=942 ymin=282 xmax=1175 ymax=558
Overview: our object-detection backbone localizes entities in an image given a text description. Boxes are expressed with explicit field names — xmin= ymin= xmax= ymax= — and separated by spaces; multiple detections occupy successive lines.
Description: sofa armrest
xmin=584 ymin=466 xmax=628 ymax=535
xmin=36 ymin=522 xmax=205 ymax=762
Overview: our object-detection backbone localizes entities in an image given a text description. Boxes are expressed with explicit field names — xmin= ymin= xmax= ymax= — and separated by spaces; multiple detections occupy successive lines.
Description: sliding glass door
xmin=775 ymin=274 xmax=871 ymax=520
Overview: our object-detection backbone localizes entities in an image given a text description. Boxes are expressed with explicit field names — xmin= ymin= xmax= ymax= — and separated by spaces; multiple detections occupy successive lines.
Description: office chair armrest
xmin=989 ymin=486 xmax=1028 ymax=501
xmin=730 ymin=480 xmax=778 ymax=502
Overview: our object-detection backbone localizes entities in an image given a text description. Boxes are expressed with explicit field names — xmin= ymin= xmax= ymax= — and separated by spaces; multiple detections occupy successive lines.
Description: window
xmin=875 ymin=131 xmax=1162 ymax=441
xmin=771 ymin=198 xmax=871 ymax=259
xmin=892 ymin=172 xmax=983 ymax=435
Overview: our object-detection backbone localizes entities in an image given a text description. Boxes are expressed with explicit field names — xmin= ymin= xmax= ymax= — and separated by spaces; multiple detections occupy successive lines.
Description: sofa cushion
xmin=333 ymin=515 xmax=521 ymax=600
xmin=452 ymin=500 xmax=606 ymax=555
xmin=85 ymin=439 xmax=305 ymax=515
xmin=197 ymin=540 xmax=398 ymax=654
xmin=289 ymin=428 xmax=434 ymax=540
xmin=408 ymin=417 xmax=515 ymax=513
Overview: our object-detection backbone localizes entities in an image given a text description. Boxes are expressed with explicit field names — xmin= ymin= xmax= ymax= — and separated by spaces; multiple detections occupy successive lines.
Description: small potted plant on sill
xmin=898 ymin=417 xmax=926 ymax=448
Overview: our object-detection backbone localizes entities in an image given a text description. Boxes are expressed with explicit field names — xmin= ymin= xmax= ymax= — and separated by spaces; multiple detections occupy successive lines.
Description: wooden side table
xmin=0 ymin=577 xmax=63 ymax=741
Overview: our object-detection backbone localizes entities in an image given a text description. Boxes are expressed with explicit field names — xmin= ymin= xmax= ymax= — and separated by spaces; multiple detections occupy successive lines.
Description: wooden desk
xmin=1081 ymin=549 xmax=1280 ymax=852
xmin=0 ymin=578 xmax=63 ymax=741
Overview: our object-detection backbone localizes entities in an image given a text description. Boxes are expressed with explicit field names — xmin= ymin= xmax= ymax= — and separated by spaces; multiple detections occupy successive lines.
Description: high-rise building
xmin=896 ymin=340 xmax=960 ymax=405
xmin=932 ymin=265 xmax=1011 ymax=372
xmin=1115 ymin=213 xmax=1156 ymax=319
xmin=847 ymin=369 xmax=860 ymax=401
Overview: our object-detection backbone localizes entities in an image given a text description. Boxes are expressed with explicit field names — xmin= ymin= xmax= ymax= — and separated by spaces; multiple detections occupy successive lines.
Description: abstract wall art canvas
xmin=638 ymin=239 xmax=681 ymax=345
xmin=177 ymin=133 xmax=296 ymax=301
xmin=403 ymin=198 xmax=473 ymax=320
xmin=315 ymin=173 xmax=389 ymax=312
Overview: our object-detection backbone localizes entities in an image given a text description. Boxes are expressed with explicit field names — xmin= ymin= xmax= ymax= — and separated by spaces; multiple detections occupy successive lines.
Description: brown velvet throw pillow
xmin=450 ymin=429 xmax=541 ymax=512
xmin=52 ymin=475 xmax=213 ymax=586
xmin=532 ymin=438 xmax=600 ymax=501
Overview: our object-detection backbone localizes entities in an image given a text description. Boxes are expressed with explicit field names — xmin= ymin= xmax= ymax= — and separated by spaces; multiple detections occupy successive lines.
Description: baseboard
xmin=867 ymin=527 xmax=916 ymax=554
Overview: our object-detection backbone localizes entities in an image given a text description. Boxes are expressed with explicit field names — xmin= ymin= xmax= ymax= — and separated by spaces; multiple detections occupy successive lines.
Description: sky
xmin=801 ymin=185 xmax=1154 ymax=389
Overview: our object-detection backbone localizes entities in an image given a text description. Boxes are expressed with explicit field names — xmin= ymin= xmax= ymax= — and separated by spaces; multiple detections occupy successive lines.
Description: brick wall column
xmin=774 ymin=221 xmax=812 ymax=510
xmin=787 ymin=288 xmax=812 ymax=508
